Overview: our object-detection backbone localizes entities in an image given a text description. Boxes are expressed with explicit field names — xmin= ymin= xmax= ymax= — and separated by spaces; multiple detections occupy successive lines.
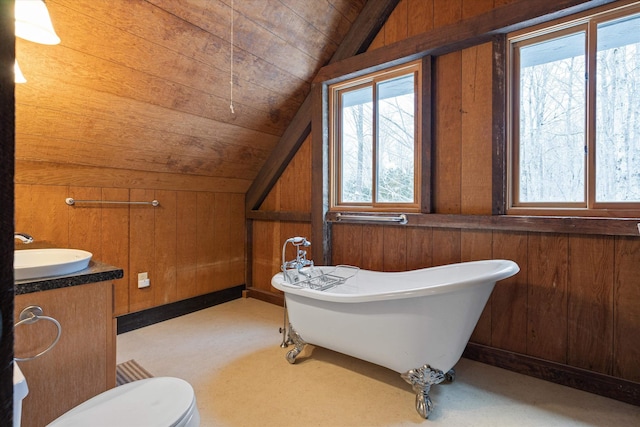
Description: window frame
xmin=507 ymin=2 xmax=640 ymax=217
xmin=328 ymin=60 xmax=424 ymax=213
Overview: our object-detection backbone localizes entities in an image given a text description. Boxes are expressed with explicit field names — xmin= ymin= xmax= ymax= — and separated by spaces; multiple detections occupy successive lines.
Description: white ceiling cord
xmin=229 ymin=0 xmax=235 ymax=115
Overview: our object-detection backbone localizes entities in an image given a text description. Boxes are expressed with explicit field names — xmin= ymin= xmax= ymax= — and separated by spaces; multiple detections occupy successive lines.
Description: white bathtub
xmin=271 ymin=259 xmax=520 ymax=418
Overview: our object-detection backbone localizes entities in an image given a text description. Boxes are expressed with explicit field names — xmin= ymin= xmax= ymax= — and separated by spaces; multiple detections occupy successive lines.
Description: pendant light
xmin=15 ymin=0 xmax=60 ymax=45
xmin=14 ymin=60 xmax=26 ymax=83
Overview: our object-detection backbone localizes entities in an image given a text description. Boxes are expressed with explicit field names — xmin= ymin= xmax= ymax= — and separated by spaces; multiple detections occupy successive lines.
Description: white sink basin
xmin=14 ymin=249 xmax=93 ymax=281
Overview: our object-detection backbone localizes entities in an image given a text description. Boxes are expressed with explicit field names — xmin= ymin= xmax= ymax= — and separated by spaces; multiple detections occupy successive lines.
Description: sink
xmin=14 ymin=249 xmax=93 ymax=281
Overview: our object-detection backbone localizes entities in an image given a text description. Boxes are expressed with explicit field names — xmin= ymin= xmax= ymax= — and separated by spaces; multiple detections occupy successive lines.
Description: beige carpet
xmin=116 ymin=359 xmax=153 ymax=386
xmin=117 ymin=298 xmax=640 ymax=426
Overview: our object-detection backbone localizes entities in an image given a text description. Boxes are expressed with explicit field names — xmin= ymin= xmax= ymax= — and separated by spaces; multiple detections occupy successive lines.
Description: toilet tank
xmin=13 ymin=363 xmax=29 ymax=427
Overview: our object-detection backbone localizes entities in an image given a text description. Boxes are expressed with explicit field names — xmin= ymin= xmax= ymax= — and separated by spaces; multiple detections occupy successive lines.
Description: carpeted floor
xmin=117 ymin=298 xmax=640 ymax=427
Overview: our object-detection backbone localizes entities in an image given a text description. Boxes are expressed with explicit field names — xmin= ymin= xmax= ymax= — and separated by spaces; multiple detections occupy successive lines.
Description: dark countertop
xmin=14 ymin=260 xmax=124 ymax=295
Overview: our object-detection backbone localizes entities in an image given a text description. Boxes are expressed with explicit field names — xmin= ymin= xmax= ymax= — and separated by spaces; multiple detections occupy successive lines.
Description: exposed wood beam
xmin=492 ymin=35 xmax=507 ymax=215
xmin=246 ymin=210 xmax=311 ymax=222
xmin=314 ymin=0 xmax=620 ymax=84
xmin=245 ymin=0 xmax=401 ymax=211
xmin=311 ymin=82 xmax=330 ymax=265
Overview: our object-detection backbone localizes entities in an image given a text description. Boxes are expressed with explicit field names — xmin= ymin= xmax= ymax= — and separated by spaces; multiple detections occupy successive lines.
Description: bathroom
xmin=2 ymin=0 xmax=640 ymax=425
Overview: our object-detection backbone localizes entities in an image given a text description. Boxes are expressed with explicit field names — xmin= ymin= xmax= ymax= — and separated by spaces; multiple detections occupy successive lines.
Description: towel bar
xmin=65 ymin=198 xmax=159 ymax=207
xmin=335 ymin=213 xmax=407 ymax=224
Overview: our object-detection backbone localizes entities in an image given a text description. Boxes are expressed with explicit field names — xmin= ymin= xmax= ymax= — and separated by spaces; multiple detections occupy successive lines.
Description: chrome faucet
xmin=281 ymin=236 xmax=313 ymax=283
xmin=14 ymin=232 xmax=34 ymax=244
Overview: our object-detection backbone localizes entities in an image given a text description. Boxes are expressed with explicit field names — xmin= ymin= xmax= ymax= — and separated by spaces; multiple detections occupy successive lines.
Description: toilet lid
xmin=47 ymin=377 xmax=195 ymax=427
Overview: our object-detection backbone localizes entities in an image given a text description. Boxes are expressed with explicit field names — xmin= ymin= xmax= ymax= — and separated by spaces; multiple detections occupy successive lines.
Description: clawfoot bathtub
xmin=271 ymin=259 xmax=519 ymax=419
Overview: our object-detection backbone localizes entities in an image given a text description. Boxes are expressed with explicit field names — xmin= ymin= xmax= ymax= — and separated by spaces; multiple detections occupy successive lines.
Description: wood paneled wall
xmin=331 ymin=224 xmax=640 ymax=382
xmin=11 ymin=0 xmax=335 ymax=314
xmin=249 ymin=0 xmax=640 ymax=385
xmin=251 ymin=138 xmax=312 ymax=294
xmin=15 ymin=184 xmax=244 ymax=315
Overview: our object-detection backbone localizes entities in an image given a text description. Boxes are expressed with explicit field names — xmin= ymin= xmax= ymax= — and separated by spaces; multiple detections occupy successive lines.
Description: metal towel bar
xmin=335 ymin=213 xmax=407 ymax=224
xmin=65 ymin=197 xmax=159 ymax=207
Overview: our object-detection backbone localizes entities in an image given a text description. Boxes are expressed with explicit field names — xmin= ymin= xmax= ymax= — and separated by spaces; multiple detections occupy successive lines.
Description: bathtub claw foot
xmin=401 ymin=365 xmax=446 ymax=419
xmin=445 ymin=368 xmax=456 ymax=382
xmin=285 ymin=327 xmax=306 ymax=364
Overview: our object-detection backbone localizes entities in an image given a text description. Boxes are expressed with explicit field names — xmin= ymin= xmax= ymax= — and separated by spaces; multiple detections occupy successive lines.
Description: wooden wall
xmin=13 ymin=0 xmax=286 ymax=316
xmin=331 ymin=225 xmax=640 ymax=382
xmin=249 ymin=0 xmax=640 ymax=386
xmin=13 ymin=0 xmax=368 ymax=314
xmin=251 ymin=138 xmax=312 ymax=296
xmin=15 ymin=184 xmax=244 ymax=315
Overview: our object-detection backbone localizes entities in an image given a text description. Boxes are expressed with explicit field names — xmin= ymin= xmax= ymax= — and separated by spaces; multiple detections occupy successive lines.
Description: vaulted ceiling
xmin=15 ymin=0 xmax=371 ymax=193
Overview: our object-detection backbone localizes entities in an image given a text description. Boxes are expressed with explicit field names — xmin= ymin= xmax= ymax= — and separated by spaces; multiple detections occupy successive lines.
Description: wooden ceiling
xmin=15 ymin=0 xmax=368 ymax=193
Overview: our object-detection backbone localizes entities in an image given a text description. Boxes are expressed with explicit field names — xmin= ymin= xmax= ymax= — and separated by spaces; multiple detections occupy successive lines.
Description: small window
xmin=508 ymin=4 xmax=640 ymax=215
xmin=329 ymin=61 xmax=422 ymax=212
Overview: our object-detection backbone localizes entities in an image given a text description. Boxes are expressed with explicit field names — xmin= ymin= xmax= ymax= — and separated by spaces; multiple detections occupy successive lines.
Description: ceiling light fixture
xmin=14 ymin=60 xmax=26 ymax=83
xmin=15 ymin=0 xmax=60 ymax=45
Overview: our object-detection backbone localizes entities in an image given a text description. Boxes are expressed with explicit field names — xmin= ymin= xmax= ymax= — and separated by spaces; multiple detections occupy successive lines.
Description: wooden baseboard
xmin=463 ymin=342 xmax=640 ymax=407
xmin=116 ymin=285 xmax=245 ymax=334
xmin=244 ymin=287 xmax=284 ymax=306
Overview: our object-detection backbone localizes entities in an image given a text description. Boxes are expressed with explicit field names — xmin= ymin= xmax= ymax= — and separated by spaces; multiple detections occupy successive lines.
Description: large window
xmin=509 ymin=4 xmax=640 ymax=215
xmin=329 ymin=61 xmax=422 ymax=212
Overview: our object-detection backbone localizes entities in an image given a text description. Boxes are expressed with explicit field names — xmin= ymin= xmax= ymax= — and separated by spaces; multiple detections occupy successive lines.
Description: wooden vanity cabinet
xmin=14 ymin=280 xmax=116 ymax=427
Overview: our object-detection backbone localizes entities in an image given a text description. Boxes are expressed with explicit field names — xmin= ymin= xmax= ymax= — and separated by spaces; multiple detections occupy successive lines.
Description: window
xmin=508 ymin=4 xmax=640 ymax=215
xmin=329 ymin=61 xmax=422 ymax=212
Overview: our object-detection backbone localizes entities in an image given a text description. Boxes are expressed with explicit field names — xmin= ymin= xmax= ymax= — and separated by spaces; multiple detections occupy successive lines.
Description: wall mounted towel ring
xmin=14 ymin=305 xmax=62 ymax=362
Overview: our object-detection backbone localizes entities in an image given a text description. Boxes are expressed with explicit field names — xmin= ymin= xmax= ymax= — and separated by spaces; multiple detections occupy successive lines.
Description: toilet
xmin=13 ymin=362 xmax=28 ymax=427
xmin=13 ymin=363 xmax=200 ymax=427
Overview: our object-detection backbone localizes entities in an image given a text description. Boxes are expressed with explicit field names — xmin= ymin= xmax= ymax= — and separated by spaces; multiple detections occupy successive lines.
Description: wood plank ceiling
xmin=15 ymin=0 xmax=366 ymax=192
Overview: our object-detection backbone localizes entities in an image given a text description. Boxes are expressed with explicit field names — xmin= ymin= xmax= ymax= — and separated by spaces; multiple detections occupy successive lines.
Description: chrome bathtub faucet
xmin=281 ymin=236 xmax=313 ymax=283
xmin=14 ymin=232 xmax=34 ymax=244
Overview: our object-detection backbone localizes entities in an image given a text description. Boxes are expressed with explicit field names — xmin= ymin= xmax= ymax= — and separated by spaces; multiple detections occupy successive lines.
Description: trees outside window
xmin=330 ymin=61 xmax=421 ymax=211
xmin=510 ymin=5 xmax=640 ymax=214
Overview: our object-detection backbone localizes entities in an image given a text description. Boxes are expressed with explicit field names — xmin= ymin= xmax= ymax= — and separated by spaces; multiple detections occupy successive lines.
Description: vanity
xmin=14 ymin=258 xmax=123 ymax=427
